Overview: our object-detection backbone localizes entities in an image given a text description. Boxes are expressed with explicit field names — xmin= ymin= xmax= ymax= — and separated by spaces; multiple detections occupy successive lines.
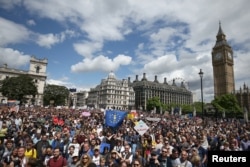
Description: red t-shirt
xmin=47 ymin=156 xmax=67 ymax=167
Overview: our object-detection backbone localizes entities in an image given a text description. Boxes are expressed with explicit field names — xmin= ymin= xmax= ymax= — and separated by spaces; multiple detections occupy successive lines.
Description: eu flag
xmin=105 ymin=110 xmax=127 ymax=128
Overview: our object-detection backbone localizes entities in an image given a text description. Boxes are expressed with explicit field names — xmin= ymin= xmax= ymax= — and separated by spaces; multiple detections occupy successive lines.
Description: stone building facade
xmin=87 ymin=72 xmax=135 ymax=110
xmin=129 ymin=73 xmax=193 ymax=111
xmin=235 ymin=83 xmax=250 ymax=113
xmin=0 ymin=56 xmax=47 ymax=106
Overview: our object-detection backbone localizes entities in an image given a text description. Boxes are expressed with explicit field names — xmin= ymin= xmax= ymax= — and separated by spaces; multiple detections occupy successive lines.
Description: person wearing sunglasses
xmin=132 ymin=159 xmax=142 ymax=167
xmin=77 ymin=153 xmax=97 ymax=167
xmin=157 ymin=146 xmax=173 ymax=167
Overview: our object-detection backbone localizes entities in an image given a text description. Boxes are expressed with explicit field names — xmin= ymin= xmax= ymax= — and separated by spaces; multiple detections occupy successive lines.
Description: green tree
xmin=43 ymin=84 xmax=69 ymax=106
xmin=146 ymin=96 xmax=161 ymax=112
xmin=181 ymin=104 xmax=193 ymax=114
xmin=0 ymin=75 xmax=37 ymax=104
xmin=211 ymin=94 xmax=242 ymax=117
xmin=193 ymin=101 xmax=203 ymax=114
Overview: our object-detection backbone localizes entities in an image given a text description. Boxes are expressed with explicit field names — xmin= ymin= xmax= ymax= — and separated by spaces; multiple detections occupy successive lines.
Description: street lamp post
xmin=198 ymin=69 xmax=204 ymax=119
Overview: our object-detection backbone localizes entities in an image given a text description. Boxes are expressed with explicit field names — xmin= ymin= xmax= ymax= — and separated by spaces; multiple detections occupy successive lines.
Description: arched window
xmin=36 ymin=66 xmax=40 ymax=73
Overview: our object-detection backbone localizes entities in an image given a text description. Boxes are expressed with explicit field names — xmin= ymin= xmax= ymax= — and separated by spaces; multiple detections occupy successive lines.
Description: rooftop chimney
xmin=141 ymin=73 xmax=147 ymax=81
xmin=128 ymin=77 xmax=131 ymax=84
xmin=154 ymin=75 xmax=159 ymax=83
xmin=164 ymin=77 xmax=168 ymax=84
xmin=172 ymin=79 xmax=176 ymax=86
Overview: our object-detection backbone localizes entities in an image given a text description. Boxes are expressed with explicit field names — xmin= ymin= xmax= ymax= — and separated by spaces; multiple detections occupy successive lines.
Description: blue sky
xmin=0 ymin=0 xmax=250 ymax=102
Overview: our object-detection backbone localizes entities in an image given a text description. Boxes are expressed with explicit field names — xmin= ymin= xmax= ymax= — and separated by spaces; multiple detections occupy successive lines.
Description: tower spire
xmin=217 ymin=21 xmax=224 ymax=35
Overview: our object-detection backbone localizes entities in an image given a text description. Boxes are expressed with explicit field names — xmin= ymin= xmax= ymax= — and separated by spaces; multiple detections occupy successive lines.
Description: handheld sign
xmin=134 ymin=120 xmax=149 ymax=136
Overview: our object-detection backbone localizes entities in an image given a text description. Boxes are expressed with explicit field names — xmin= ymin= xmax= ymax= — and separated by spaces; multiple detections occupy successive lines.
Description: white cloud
xmin=0 ymin=17 xmax=30 ymax=46
xmin=36 ymin=33 xmax=63 ymax=48
xmin=1 ymin=0 xmax=250 ymax=102
xmin=27 ymin=19 xmax=36 ymax=26
xmin=73 ymin=41 xmax=103 ymax=58
xmin=71 ymin=54 xmax=132 ymax=73
xmin=0 ymin=47 xmax=30 ymax=68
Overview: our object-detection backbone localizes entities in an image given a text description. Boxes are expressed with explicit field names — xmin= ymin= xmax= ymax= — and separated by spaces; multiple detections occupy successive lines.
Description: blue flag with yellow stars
xmin=105 ymin=110 xmax=127 ymax=128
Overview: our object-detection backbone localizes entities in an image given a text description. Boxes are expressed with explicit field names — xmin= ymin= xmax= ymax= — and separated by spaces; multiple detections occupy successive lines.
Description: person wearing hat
xmin=107 ymin=150 xmax=121 ymax=166
xmin=147 ymin=151 xmax=160 ymax=167
xmin=68 ymin=152 xmax=79 ymax=167
xmin=92 ymin=146 xmax=102 ymax=166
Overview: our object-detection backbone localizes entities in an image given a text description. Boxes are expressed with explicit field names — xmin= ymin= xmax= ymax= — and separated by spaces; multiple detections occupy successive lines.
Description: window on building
xmin=36 ymin=66 xmax=40 ymax=73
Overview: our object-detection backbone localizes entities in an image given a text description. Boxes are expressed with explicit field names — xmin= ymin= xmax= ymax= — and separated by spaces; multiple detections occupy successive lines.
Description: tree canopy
xmin=146 ymin=96 xmax=161 ymax=112
xmin=43 ymin=84 xmax=69 ymax=106
xmin=0 ymin=75 xmax=37 ymax=104
xmin=211 ymin=94 xmax=242 ymax=116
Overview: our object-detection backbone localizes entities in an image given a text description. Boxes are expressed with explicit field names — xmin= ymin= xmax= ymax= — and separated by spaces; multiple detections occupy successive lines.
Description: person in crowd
xmin=66 ymin=145 xmax=76 ymax=165
xmin=113 ymin=138 xmax=124 ymax=154
xmin=26 ymin=158 xmax=43 ymax=167
xmin=132 ymin=149 xmax=146 ymax=167
xmin=25 ymin=139 xmax=37 ymax=159
xmin=157 ymin=146 xmax=172 ymax=167
xmin=32 ymin=133 xmax=41 ymax=145
xmin=69 ymin=153 xmax=79 ymax=167
xmin=154 ymin=138 xmax=163 ymax=155
xmin=106 ymin=150 xmax=121 ymax=167
xmin=147 ymin=151 xmax=160 ymax=167
xmin=80 ymin=142 xmax=93 ymax=158
xmin=2 ymin=147 xmax=19 ymax=167
xmin=192 ymin=139 xmax=207 ymax=167
xmin=0 ymin=123 xmax=8 ymax=144
xmin=240 ymin=133 xmax=250 ymax=151
xmin=17 ymin=146 xmax=28 ymax=167
xmin=90 ymin=139 xmax=97 ymax=151
xmin=43 ymin=146 xmax=53 ymax=166
xmin=120 ymin=144 xmax=133 ymax=166
xmin=170 ymin=148 xmax=180 ymax=167
xmin=46 ymin=147 xmax=67 ymax=167
xmin=51 ymin=133 xmax=64 ymax=153
xmin=179 ymin=150 xmax=192 ymax=167
xmin=190 ymin=148 xmax=201 ymax=167
xmin=35 ymin=134 xmax=50 ymax=161
xmin=77 ymin=154 xmax=97 ymax=167
xmin=131 ymin=159 xmax=142 ymax=167
xmin=105 ymin=132 xmax=116 ymax=152
xmin=0 ymin=140 xmax=14 ymax=161
xmin=92 ymin=146 xmax=102 ymax=166
xmin=98 ymin=157 xmax=107 ymax=167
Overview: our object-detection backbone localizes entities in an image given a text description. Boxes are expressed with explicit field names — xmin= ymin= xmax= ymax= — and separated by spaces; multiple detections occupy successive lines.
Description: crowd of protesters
xmin=0 ymin=105 xmax=249 ymax=167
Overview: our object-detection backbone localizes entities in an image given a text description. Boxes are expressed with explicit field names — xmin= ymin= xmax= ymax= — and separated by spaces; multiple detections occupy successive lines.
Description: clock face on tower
xmin=228 ymin=51 xmax=233 ymax=59
xmin=214 ymin=52 xmax=222 ymax=60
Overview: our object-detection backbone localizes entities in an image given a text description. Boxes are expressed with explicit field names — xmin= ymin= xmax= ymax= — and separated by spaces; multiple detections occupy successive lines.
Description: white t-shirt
xmin=92 ymin=155 xmax=101 ymax=166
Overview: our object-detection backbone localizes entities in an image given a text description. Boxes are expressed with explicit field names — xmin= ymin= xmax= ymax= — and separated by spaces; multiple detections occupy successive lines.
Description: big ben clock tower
xmin=212 ymin=22 xmax=235 ymax=97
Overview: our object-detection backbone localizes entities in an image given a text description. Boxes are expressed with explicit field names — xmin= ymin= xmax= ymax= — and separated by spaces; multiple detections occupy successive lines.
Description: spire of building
xmin=214 ymin=21 xmax=228 ymax=47
xmin=217 ymin=21 xmax=225 ymax=36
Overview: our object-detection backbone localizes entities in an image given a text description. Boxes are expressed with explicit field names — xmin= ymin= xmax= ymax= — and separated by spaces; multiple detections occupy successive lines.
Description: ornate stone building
xmin=129 ymin=73 xmax=193 ymax=111
xmin=235 ymin=83 xmax=250 ymax=112
xmin=87 ymin=72 xmax=135 ymax=110
xmin=212 ymin=23 xmax=250 ymax=114
xmin=212 ymin=23 xmax=235 ymax=97
xmin=0 ymin=56 xmax=47 ymax=106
